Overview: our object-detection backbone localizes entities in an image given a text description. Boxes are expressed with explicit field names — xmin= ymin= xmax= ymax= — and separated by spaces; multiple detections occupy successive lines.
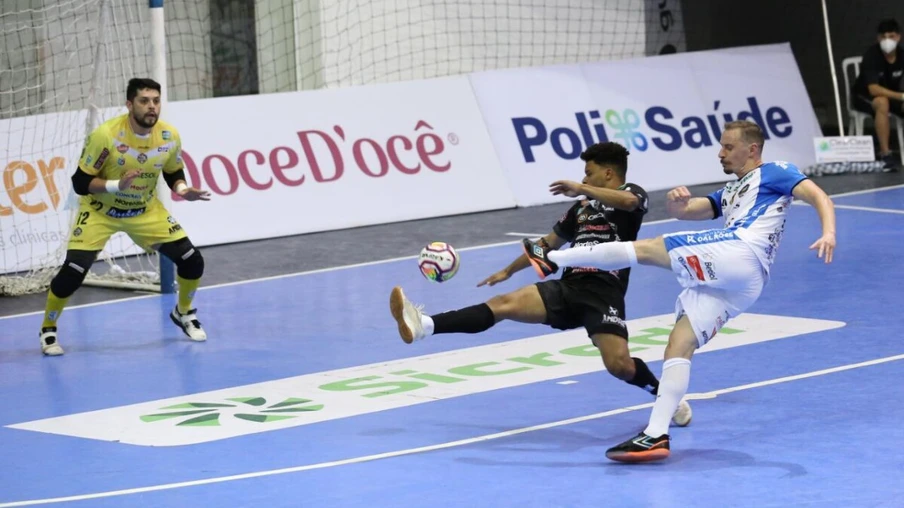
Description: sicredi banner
xmin=469 ymin=43 xmax=822 ymax=206
xmin=164 ymin=76 xmax=515 ymax=247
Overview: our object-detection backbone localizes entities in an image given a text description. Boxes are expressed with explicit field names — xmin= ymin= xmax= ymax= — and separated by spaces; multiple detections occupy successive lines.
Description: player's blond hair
xmin=724 ymin=120 xmax=765 ymax=152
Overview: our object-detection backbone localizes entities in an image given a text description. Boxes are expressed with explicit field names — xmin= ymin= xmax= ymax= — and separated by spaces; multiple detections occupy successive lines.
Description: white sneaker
xmin=671 ymin=399 xmax=692 ymax=427
xmin=389 ymin=286 xmax=426 ymax=344
xmin=40 ymin=327 xmax=64 ymax=356
xmin=170 ymin=306 xmax=207 ymax=342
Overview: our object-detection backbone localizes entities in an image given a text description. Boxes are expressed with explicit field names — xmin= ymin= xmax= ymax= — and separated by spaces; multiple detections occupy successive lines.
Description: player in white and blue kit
xmin=522 ymin=120 xmax=837 ymax=462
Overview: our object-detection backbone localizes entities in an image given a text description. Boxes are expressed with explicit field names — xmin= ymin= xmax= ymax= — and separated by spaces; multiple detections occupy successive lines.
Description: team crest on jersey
xmin=137 ymin=153 xmax=147 ymax=164
xmin=117 ymin=144 xmax=129 ymax=154
xmin=162 ymin=130 xmax=171 ymax=140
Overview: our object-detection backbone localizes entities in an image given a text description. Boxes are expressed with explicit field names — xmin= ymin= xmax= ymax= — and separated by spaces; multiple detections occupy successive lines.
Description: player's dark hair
xmin=126 ymin=78 xmax=162 ymax=102
xmin=877 ymin=18 xmax=900 ymax=34
xmin=580 ymin=142 xmax=629 ymax=179
xmin=724 ymin=120 xmax=765 ymax=150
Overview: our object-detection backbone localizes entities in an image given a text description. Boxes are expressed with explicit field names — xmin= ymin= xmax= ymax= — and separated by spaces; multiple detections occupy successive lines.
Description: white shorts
xmin=663 ymin=228 xmax=766 ymax=347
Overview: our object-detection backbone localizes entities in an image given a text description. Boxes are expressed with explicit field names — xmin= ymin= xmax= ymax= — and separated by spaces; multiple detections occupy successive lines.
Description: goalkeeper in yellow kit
xmin=39 ymin=78 xmax=211 ymax=356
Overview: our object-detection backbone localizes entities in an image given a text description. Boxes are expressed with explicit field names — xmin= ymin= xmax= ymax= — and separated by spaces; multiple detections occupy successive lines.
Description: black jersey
xmin=854 ymin=44 xmax=904 ymax=97
xmin=551 ymin=183 xmax=649 ymax=293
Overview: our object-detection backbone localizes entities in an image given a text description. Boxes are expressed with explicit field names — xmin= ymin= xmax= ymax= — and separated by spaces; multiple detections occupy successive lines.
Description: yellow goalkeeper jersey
xmin=77 ymin=113 xmax=184 ymax=212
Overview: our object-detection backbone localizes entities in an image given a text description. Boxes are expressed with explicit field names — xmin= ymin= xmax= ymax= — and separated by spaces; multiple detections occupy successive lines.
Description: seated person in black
xmin=852 ymin=18 xmax=904 ymax=168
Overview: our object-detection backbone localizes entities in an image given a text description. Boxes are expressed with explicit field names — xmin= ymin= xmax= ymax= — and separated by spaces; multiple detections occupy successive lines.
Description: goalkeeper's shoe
xmin=390 ymin=286 xmax=426 ymax=344
xmin=171 ymin=306 xmax=208 ymax=342
xmin=521 ymin=238 xmax=559 ymax=279
xmin=40 ymin=327 xmax=64 ymax=356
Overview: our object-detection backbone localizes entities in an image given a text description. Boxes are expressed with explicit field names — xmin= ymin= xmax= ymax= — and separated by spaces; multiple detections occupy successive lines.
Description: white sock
xmin=421 ymin=315 xmax=435 ymax=336
xmin=644 ymin=358 xmax=691 ymax=438
xmin=547 ymin=242 xmax=638 ymax=270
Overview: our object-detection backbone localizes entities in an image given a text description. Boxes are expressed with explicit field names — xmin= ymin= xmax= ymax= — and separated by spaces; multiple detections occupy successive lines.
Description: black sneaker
xmin=880 ymin=153 xmax=900 ymax=172
xmin=605 ymin=432 xmax=670 ymax=463
xmin=521 ymin=238 xmax=558 ymax=279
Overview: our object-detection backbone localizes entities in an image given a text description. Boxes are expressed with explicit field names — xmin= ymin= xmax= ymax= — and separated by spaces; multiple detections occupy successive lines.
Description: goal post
xmin=149 ymin=0 xmax=175 ymax=294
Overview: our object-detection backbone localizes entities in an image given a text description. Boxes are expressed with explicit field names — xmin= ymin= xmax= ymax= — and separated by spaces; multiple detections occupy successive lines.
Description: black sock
xmin=432 ymin=303 xmax=496 ymax=334
xmin=626 ymin=357 xmax=660 ymax=395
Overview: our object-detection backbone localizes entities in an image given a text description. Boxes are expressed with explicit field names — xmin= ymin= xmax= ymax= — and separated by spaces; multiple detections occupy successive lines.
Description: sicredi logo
xmin=512 ymin=97 xmax=793 ymax=162
xmin=8 ymin=313 xmax=844 ymax=447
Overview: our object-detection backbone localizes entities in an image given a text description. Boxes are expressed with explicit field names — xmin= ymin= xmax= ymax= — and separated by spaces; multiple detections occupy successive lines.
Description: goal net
xmin=0 ymin=0 xmax=210 ymax=296
xmin=1 ymin=0 xmax=684 ymax=296
xmin=253 ymin=0 xmax=684 ymax=93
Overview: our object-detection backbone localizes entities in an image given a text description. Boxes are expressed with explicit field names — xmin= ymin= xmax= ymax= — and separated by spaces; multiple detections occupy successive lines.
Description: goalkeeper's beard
xmin=133 ymin=112 xmax=157 ymax=129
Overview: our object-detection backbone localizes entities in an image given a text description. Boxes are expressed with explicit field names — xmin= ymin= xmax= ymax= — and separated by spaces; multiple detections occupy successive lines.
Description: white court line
xmin=794 ymin=202 xmax=904 ymax=215
xmin=825 ymin=182 xmax=904 ymax=198
xmin=2 ymin=184 xmax=900 ymax=322
xmin=505 ymin=232 xmax=548 ymax=237
xmin=2 ymin=352 xmax=901 ymax=508
xmin=833 ymin=204 xmax=904 ymax=215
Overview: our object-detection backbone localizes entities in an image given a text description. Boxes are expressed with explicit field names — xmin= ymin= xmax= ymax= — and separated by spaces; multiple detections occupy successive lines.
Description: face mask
xmin=880 ymin=37 xmax=898 ymax=54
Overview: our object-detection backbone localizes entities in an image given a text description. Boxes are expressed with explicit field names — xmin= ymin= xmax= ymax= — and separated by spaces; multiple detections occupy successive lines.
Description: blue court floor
xmin=0 ymin=186 xmax=902 ymax=507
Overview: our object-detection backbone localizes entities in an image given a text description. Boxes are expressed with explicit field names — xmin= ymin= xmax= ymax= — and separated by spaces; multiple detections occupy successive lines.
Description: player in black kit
xmin=389 ymin=142 xmax=691 ymax=425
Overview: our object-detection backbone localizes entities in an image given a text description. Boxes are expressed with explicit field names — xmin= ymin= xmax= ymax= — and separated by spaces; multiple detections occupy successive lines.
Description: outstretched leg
xmin=522 ymin=237 xmax=672 ymax=279
xmin=390 ymin=284 xmax=547 ymax=344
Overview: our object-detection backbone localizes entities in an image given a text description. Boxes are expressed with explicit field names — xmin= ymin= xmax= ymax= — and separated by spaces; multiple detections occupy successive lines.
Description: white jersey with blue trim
xmin=706 ymin=161 xmax=808 ymax=273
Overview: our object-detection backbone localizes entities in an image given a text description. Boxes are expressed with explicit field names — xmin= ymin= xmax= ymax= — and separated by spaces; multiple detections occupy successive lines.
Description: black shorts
xmin=851 ymin=92 xmax=904 ymax=118
xmin=535 ymin=276 xmax=628 ymax=339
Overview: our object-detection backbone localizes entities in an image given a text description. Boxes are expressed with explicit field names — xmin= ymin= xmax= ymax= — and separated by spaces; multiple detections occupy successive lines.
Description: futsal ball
xmin=418 ymin=242 xmax=460 ymax=283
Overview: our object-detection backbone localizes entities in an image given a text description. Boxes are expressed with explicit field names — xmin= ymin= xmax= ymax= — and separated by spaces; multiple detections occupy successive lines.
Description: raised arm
xmin=571 ymin=185 xmax=640 ymax=211
xmin=549 ymin=180 xmax=642 ymax=211
xmin=665 ymin=186 xmax=718 ymax=220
